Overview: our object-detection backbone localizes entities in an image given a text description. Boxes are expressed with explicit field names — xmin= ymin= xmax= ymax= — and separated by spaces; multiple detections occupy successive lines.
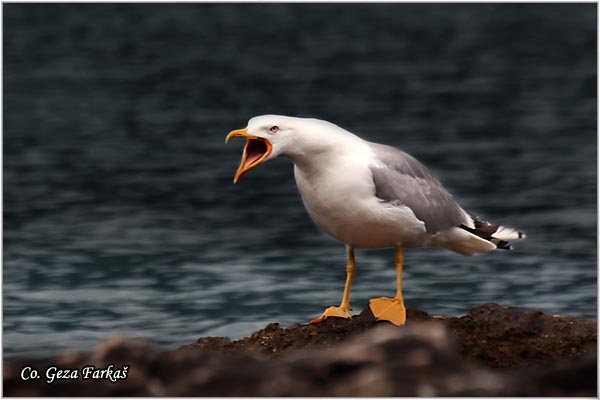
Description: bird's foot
xmin=309 ymin=306 xmax=352 ymax=324
xmin=369 ymin=297 xmax=406 ymax=326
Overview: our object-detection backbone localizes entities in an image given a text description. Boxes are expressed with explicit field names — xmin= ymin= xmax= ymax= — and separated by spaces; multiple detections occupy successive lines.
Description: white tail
xmin=492 ymin=225 xmax=526 ymax=241
xmin=432 ymin=227 xmax=497 ymax=256
xmin=453 ymin=213 xmax=526 ymax=253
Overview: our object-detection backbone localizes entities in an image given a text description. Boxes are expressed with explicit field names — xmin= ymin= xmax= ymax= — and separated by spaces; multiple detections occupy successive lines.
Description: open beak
xmin=225 ymin=128 xmax=273 ymax=183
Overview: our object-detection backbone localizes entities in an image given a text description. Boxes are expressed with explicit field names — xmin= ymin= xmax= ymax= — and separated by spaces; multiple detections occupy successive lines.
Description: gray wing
xmin=369 ymin=143 xmax=467 ymax=233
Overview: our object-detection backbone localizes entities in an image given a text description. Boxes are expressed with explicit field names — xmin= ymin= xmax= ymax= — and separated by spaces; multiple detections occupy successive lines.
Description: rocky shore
xmin=4 ymin=303 xmax=596 ymax=396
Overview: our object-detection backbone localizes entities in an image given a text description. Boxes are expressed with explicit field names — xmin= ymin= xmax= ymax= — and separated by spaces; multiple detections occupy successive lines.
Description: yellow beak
xmin=225 ymin=128 xmax=273 ymax=183
xmin=225 ymin=128 xmax=251 ymax=144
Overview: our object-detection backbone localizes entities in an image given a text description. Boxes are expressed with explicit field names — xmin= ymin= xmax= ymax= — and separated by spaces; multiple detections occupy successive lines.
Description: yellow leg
xmin=369 ymin=245 xmax=407 ymax=326
xmin=310 ymin=246 xmax=355 ymax=323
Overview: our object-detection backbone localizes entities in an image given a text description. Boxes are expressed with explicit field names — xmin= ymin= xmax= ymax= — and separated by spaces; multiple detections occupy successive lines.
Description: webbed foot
xmin=309 ymin=306 xmax=352 ymax=324
xmin=369 ymin=297 xmax=406 ymax=326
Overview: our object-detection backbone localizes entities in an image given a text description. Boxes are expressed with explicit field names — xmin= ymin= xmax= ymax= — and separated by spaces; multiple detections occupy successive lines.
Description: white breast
xmin=293 ymin=153 xmax=428 ymax=248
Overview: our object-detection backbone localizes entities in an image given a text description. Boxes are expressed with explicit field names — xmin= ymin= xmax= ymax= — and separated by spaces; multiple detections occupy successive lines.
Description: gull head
xmin=225 ymin=115 xmax=344 ymax=183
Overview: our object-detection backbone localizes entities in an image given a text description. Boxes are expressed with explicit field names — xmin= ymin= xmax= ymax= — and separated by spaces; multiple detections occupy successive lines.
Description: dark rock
xmin=447 ymin=303 xmax=597 ymax=367
xmin=3 ymin=303 xmax=596 ymax=396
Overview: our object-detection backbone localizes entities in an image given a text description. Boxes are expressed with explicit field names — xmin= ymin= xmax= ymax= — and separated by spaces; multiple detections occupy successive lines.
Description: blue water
xmin=4 ymin=4 xmax=596 ymax=357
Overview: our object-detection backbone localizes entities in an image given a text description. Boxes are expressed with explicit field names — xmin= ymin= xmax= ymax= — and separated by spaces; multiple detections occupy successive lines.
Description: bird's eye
xmin=269 ymin=125 xmax=279 ymax=133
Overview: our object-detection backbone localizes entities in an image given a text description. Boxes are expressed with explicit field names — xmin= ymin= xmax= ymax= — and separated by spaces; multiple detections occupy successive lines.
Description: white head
xmin=225 ymin=115 xmax=357 ymax=183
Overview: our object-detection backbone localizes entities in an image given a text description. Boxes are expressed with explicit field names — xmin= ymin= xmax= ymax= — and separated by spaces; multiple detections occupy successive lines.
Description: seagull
xmin=225 ymin=115 xmax=524 ymax=326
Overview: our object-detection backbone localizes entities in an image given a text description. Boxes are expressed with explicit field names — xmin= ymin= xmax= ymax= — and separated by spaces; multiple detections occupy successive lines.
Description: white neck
xmin=281 ymin=121 xmax=368 ymax=175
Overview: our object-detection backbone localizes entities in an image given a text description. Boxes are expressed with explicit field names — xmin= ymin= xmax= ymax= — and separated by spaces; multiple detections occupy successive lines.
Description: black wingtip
xmin=494 ymin=239 xmax=512 ymax=250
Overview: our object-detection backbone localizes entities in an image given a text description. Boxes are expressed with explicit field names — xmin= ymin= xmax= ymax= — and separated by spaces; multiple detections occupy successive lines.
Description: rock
xmin=446 ymin=303 xmax=597 ymax=367
xmin=3 ymin=303 xmax=596 ymax=396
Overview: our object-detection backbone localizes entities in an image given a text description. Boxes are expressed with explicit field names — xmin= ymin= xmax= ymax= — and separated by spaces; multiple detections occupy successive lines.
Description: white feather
xmin=492 ymin=225 xmax=525 ymax=240
xmin=432 ymin=227 xmax=497 ymax=256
